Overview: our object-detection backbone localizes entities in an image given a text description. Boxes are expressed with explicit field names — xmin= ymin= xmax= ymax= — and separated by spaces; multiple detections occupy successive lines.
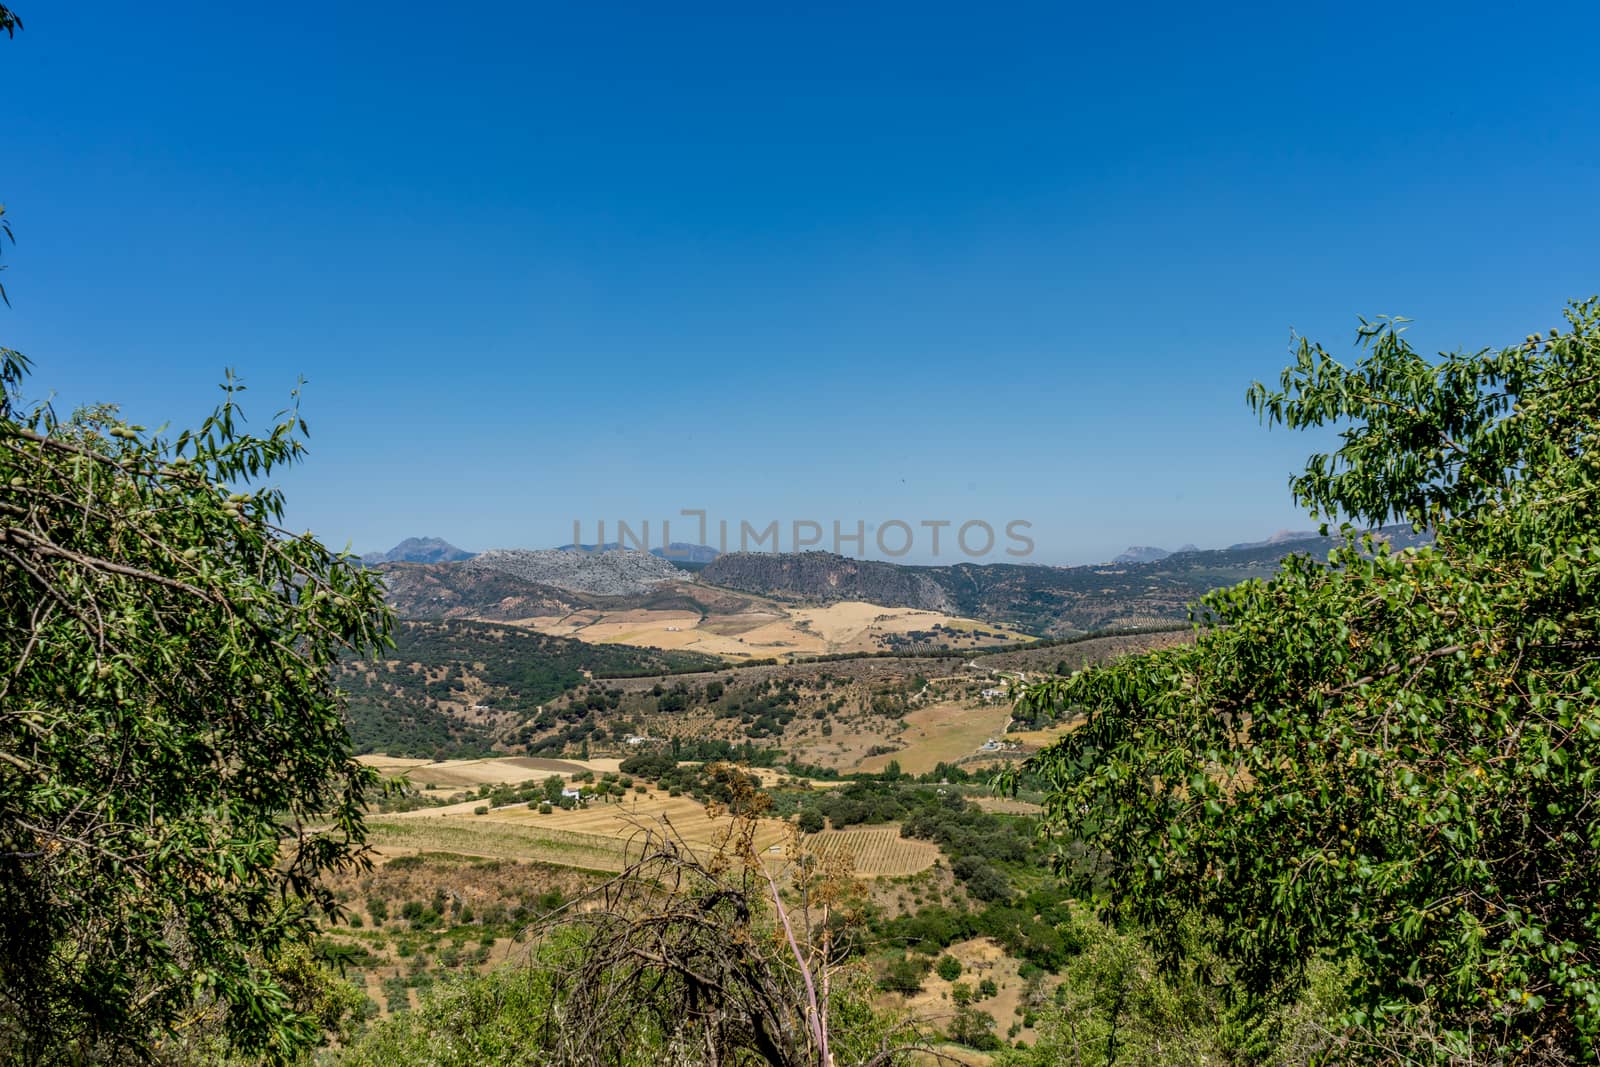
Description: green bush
xmin=879 ymin=954 xmax=931 ymax=995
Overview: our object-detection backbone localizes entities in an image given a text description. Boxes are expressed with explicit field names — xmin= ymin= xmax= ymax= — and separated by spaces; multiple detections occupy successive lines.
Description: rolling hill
xmin=701 ymin=525 xmax=1430 ymax=636
xmin=374 ymin=526 xmax=1431 ymax=639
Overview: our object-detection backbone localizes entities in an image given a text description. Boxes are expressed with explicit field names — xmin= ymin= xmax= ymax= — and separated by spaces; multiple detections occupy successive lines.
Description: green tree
xmin=879 ymin=955 xmax=931 ymax=995
xmin=936 ymin=955 xmax=962 ymax=982
xmin=949 ymin=1003 xmax=1000 ymax=1051
xmin=1018 ymin=302 xmax=1600 ymax=1061
xmin=0 ymin=233 xmax=390 ymax=1056
xmin=543 ymin=774 xmax=566 ymax=804
xmin=996 ymin=914 xmax=1225 ymax=1067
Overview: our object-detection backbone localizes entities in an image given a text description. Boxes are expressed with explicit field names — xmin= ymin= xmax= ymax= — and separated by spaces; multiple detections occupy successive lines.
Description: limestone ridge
xmin=466 ymin=548 xmax=682 ymax=597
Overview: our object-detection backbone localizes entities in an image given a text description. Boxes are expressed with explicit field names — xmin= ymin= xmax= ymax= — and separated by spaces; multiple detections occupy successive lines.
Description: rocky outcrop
xmin=465 ymin=548 xmax=681 ymax=597
xmin=557 ymin=541 xmax=721 ymax=563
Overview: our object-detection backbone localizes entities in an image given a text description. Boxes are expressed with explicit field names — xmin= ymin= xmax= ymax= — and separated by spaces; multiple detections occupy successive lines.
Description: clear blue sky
xmin=5 ymin=2 xmax=1598 ymax=564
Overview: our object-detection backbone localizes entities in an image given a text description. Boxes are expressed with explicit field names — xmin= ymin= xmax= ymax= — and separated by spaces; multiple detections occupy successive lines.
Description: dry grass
xmin=891 ymin=936 xmax=1052 ymax=1051
xmin=504 ymin=600 xmax=1024 ymax=661
xmin=743 ymin=766 xmax=847 ymax=790
xmin=358 ymin=755 xmax=623 ymax=790
xmin=474 ymin=792 xmax=788 ymax=855
xmin=375 ymin=790 xmax=785 ymax=872
xmin=856 ymin=702 xmax=1015 ymax=775
xmin=371 ymin=789 xmax=941 ymax=878
xmin=969 ymin=797 xmax=1044 ymax=815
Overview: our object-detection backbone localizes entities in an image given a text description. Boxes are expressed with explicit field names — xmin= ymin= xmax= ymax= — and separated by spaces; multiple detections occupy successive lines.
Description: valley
xmin=325 ymin=750 xmax=1074 ymax=1046
xmin=321 ymin=531 xmax=1406 ymax=1051
xmin=9 ymin=6 xmax=1580 ymax=1057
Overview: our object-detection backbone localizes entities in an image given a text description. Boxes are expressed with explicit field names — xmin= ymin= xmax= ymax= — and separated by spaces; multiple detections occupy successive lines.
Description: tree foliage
xmin=0 ymin=352 xmax=391 ymax=1059
xmin=342 ymin=806 xmax=921 ymax=1067
xmin=1017 ymin=301 xmax=1600 ymax=1063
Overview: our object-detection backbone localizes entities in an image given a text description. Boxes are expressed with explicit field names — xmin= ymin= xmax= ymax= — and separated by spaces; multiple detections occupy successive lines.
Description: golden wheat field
xmin=474 ymin=791 xmax=788 ymax=854
xmin=510 ymin=600 xmax=1024 ymax=661
xmin=363 ymin=815 xmax=637 ymax=872
xmin=368 ymin=790 xmax=940 ymax=877
xmin=357 ymin=755 xmax=624 ymax=790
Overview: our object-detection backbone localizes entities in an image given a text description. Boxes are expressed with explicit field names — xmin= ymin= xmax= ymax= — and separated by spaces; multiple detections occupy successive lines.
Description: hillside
xmin=699 ymin=526 xmax=1430 ymax=636
xmin=377 ymin=528 xmax=1432 ymax=641
xmin=377 ymin=549 xmax=695 ymax=621
xmin=467 ymin=547 xmax=681 ymax=595
xmin=339 ymin=619 xmax=723 ymax=757
xmin=559 ymin=541 xmax=721 ymax=563
xmin=701 ymin=551 xmax=955 ymax=612
xmin=342 ymin=617 xmax=1183 ymax=769
xmin=376 ymin=562 xmax=581 ymax=621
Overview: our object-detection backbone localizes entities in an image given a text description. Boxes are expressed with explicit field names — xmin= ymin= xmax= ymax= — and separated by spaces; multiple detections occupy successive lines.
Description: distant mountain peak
xmin=1226 ymin=529 xmax=1321 ymax=551
xmin=1112 ymin=546 xmax=1172 ymax=564
xmin=362 ymin=537 xmax=476 ymax=565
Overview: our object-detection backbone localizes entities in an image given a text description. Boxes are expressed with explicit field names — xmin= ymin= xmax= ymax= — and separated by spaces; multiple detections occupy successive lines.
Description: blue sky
xmin=4 ymin=2 xmax=1598 ymax=564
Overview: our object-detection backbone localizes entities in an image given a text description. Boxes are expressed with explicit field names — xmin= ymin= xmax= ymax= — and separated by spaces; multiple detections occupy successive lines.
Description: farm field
xmin=359 ymin=755 xmax=624 ymax=791
xmin=1004 ymin=720 xmax=1081 ymax=750
xmin=856 ymin=702 xmax=1015 ymax=775
xmin=369 ymin=789 xmax=940 ymax=877
xmin=970 ymin=797 xmax=1045 ymax=815
xmin=363 ymin=814 xmax=637 ymax=872
xmin=744 ymin=766 xmax=847 ymax=790
xmin=808 ymin=825 xmax=940 ymax=877
xmin=506 ymin=600 xmax=1025 ymax=661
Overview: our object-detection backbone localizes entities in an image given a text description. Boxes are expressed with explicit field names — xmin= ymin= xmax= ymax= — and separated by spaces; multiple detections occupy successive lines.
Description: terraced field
xmin=808 ymin=825 xmax=940 ymax=876
xmin=364 ymin=814 xmax=637 ymax=871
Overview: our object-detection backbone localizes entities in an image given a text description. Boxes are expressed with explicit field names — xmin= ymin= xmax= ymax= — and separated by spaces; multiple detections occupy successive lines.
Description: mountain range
xmin=365 ymin=525 xmax=1429 ymax=638
xmin=1111 ymin=544 xmax=1199 ymax=564
xmin=365 ymin=528 xmax=1351 ymax=571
